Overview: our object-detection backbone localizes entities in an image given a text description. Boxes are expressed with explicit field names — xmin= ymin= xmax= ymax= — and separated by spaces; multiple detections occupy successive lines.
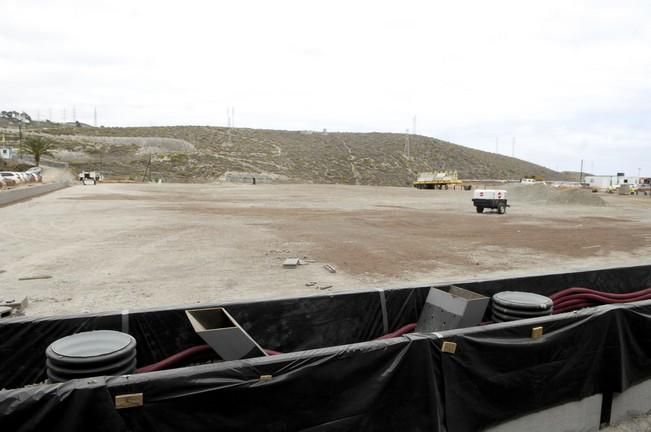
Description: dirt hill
xmin=10 ymin=124 xmax=572 ymax=185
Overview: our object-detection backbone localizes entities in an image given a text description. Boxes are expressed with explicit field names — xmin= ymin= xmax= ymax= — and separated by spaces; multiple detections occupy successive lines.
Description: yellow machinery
xmin=413 ymin=170 xmax=463 ymax=189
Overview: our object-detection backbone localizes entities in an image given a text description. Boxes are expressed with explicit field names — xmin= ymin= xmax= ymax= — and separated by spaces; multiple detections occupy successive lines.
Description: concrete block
xmin=283 ymin=258 xmax=300 ymax=268
xmin=186 ymin=307 xmax=267 ymax=360
xmin=416 ymin=285 xmax=489 ymax=332
xmin=484 ymin=394 xmax=602 ymax=432
xmin=611 ymin=379 xmax=651 ymax=425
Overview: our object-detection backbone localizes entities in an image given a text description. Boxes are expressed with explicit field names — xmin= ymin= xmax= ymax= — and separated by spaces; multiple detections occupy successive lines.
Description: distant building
xmin=0 ymin=147 xmax=17 ymax=159
xmin=585 ymin=173 xmax=644 ymax=190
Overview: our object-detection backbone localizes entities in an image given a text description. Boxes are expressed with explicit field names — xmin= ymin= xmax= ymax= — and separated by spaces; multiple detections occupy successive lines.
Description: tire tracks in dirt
xmin=338 ymin=137 xmax=361 ymax=185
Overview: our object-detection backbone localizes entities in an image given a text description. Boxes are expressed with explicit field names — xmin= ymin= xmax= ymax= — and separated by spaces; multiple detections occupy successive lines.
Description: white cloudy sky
xmin=1 ymin=0 xmax=650 ymax=175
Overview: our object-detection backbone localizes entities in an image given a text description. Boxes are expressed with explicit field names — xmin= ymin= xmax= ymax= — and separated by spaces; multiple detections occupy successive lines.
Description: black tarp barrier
xmin=5 ymin=302 xmax=651 ymax=431
xmin=2 ymin=264 xmax=651 ymax=431
xmin=1 ymin=337 xmax=445 ymax=432
xmin=0 ymin=287 xmax=430 ymax=389
xmin=456 ymin=263 xmax=651 ymax=298
xmin=437 ymin=302 xmax=651 ymax=430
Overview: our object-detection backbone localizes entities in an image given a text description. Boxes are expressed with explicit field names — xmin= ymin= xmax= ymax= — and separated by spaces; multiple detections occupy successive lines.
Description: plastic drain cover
xmin=492 ymin=291 xmax=553 ymax=310
xmin=491 ymin=302 xmax=553 ymax=317
xmin=50 ymin=330 xmax=135 ymax=359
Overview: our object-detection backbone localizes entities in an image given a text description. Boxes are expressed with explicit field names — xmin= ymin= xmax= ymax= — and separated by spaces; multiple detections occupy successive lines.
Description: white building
xmin=0 ymin=147 xmax=17 ymax=159
xmin=585 ymin=174 xmax=643 ymax=190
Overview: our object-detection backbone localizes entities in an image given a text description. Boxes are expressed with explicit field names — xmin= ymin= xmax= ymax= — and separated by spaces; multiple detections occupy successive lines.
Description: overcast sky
xmin=1 ymin=0 xmax=650 ymax=175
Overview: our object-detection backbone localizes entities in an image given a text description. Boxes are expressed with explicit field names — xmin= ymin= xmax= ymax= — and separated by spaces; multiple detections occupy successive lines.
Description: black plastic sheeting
xmin=0 ymin=287 xmax=428 ymax=389
xmin=2 ymin=264 xmax=651 ymax=431
xmin=4 ymin=304 xmax=651 ymax=431
xmin=457 ymin=263 xmax=651 ymax=298
xmin=439 ymin=304 xmax=651 ymax=430
xmin=0 ymin=336 xmax=445 ymax=432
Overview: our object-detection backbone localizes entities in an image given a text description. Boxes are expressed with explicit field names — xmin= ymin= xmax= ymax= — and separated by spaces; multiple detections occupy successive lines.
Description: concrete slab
xmin=611 ymin=379 xmax=651 ymax=425
xmin=0 ymin=182 xmax=68 ymax=207
xmin=484 ymin=394 xmax=602 ymax=432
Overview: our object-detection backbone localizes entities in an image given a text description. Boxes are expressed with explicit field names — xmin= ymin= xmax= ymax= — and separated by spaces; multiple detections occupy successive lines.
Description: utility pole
xmin=579 ymin=159 xmax=584 ymax=183
xmin=142 ymin=153 xmax=152 ymax=182
xmin=404 ymin=129 xmax=410 ymax=158
xmin=226 ymin=107 xmax=232 ymax=146
xmin=18 ymin=121 xmax=23 ymax=159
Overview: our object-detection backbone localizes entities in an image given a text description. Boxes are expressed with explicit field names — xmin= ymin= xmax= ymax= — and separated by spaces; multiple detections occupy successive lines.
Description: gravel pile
xmin=505 ymin=183 xmax=606 ymax=206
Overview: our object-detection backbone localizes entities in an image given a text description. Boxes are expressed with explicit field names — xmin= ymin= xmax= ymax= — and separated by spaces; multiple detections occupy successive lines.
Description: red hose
xmin=552 ymin=287 xmax=651 ymax=314
xmin=553 ymin=301 xmax=597 ymax=314
xmin=136 ymin=344 xmax=213 ymax=373
xmin=550 ymin=287 xmax=651 ymax=301
xmin=137 ymin=323 xmax=418 ymax=373
xmin=374 ymin=323 xmax=417 ymax=340
xmin=554 ymin=292 xmax=651 ymax=310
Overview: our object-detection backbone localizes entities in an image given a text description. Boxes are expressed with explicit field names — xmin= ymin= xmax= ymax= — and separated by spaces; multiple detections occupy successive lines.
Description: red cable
xmin=553 ymin=301 xmax=597 ymax=314
xmin=137 ymin=323 xmax=418 ymax=373
xmin=550 ymin=287 xmax=651 ymax=301
xmin=554 ymin=292 xmax=651 ymax=310
xmin=552 ymin=287 xmax=651 ymax=314
xmin=136 ymin=344 xmax=213 ymax=373
xmin=374 ymin=323 xmax=417 ymax=340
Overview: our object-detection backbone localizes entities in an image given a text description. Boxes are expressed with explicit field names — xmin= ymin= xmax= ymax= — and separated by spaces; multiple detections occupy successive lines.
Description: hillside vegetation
xmin=10 ymin=124 xmax=570 ymax=185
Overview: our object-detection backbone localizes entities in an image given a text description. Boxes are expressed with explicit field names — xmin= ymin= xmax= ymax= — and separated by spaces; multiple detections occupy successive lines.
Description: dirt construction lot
xmin=1 ymin=183 xmax=651 ymax=317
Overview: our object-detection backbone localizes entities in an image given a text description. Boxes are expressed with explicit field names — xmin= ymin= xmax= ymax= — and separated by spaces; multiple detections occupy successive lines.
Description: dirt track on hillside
xmin=1 ymin=183 xmax=650 ymax=316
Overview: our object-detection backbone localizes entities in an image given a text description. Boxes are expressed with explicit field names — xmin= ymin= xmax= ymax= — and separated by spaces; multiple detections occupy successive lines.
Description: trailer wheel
xmin=476 ymin=206 xmax=484 ymax=213
xmin=497 ymin=204 xmax=506 ymax=214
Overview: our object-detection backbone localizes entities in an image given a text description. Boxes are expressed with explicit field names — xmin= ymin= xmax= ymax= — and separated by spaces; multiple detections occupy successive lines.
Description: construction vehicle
xmin=472 ymin=189 xmax=508 ymax=214
xmin=78 ymin=171 xmax=103 ymax=185
xmin=520 ymin=176 xmax=544 ymax=184
xmin=413 ymin=170 xmax=462 ymax=189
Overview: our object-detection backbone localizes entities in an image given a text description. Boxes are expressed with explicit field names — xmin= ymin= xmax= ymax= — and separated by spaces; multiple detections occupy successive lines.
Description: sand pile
xmin=504 ymin=183 xmax=606 ymax=206
xmin=548 ymin=188 xmax=606 ymax=206
xmin=41 ymin=167 xmax=76 ymax=184
xmin=504 ymin=183 xmax=552 ymax=202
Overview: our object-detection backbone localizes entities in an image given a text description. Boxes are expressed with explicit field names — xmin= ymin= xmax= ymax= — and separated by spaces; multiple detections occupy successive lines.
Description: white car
xmin=26 ymin=167 xmax=43 ymax=175
xmin=27 ymin=172 xmax=41 ymax=182
xmin=0 ymin=172 xmax=21 ymax=186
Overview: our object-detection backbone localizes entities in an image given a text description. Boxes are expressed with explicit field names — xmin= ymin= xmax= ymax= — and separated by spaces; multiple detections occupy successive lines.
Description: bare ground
xmin=1 ymin=183 xmax=650 ymax=316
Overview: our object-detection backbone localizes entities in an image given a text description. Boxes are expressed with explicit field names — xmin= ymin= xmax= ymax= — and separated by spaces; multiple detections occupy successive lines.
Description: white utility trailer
xmin=472 ymin=189 xmax=508 ymax=214
xmin=78 ymin=171 xmax=103 ymax=185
